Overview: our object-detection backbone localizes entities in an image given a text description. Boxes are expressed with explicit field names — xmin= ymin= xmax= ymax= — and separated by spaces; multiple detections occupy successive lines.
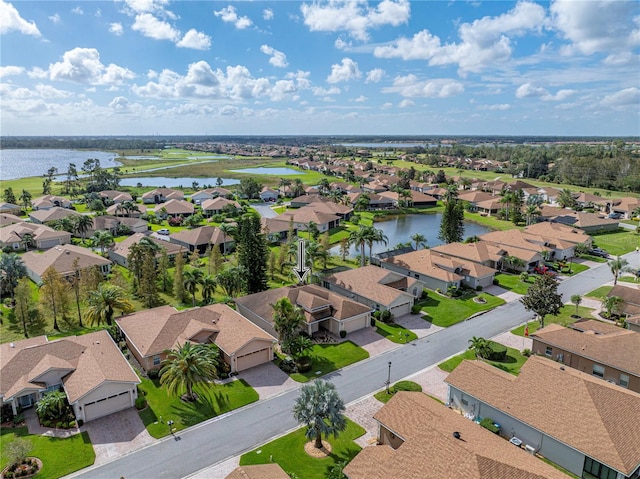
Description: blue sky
xmin=1 ymin=0 xmax=639 ymax=136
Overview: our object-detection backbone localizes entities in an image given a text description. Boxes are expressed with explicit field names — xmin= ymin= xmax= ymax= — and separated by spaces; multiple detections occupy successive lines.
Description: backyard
xmin=239 ymin=419 xmax=365 ymax=479
xmin=417 ymin=291 xmax=506 ymax=328
xmin=439 ymin=344 xmax=528 ymax=376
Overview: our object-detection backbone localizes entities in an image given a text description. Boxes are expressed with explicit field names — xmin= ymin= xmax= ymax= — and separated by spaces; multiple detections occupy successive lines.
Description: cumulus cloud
xmin=327 ymin=58 xmax=361 ymax=83
xmin=214 ymin=5 xmax=253 ymax=29
xmin=374 ymin=1 xmax=546 ymax=74
xmin=177 ymin=29 xmax=212 ymax=50
xmin=260 ymin=45 xmax=288 ymax=68
xmin=399 ymin=99 xmax=414 ymax=108
xmin=123 ymin=0 xmax=171 ymax=15
xmin=479 ymin=103 xmax=511 ymax=111
xmin=34 ymin=84 xmax=72 ymax=99
xmin=383 ymin=74 xmax=464 ymax=98
xmin=301 ymin=0 xmax=410 ymax=41
xmin=601 ymin=87 xmax=640 ymax=108
xmin=0 ymin=0 xmax=41 ymax=36
xmin=49 ymin=13 xmax=61 ymax=24
xmin=109 ymin=22 xmax=124 ymax=36
xmin=48 ymin=47 xmax=135 ymax=85
xmin=0 ymin=65 xmax=25 ymax=78
xmin=132 ymin=13 xmax=180 ymax=41
xmin=263 ymin=8 xmax=273 ymax=20
xmin=515 ymin=83 xmax=576 ymax=101
xmin=550 ymin=0 xmax=640 ymax=56
xmin=354 ymin=95 xmax=367 ymax=102
xmin=366 ymin=68 xmax=385 ymax=83
xmin=71 ymin=6 xmax=83 ymax=15
xmin=313 ymin=86 xmax=341 ymax=96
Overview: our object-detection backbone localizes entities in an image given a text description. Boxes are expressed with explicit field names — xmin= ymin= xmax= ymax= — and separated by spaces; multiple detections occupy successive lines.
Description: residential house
xmin=289 ymin=194 xmax=321 ymax=208
xmin=607 ymin=284 xmax=640 ymax=317
xmin=378 ymin=190 xmax=438 ymax=208
xmin=446 ymin=356 xmax=640 ymax=479
xmin=0 ymin=222 xmax=70 ymax=251
xmin=105 ymin=203 xmax=147 ymax=217
xmin=344 ymin=392 xmax=569 ymax=479
xmin=234 ymin=284 xmax=372 ymax=338
xmin=531 ymin=320 xmax=640 ymax=392
xmin=322 ymin=265 xmax=420 ymax=316
xmin=31 ymin=195 xmax=72 ymax=210
xmin=261 ymin=217 xmax=297 ymax=243
xmin=537 ymin=206 xmax=620 ymax=233
xmin=225 ymin=464 xmax=289 ymax=479
xmin=0 ymin=203 xmax=21 ymax=215
xmin=29 ymin=207 xmax=81 ymax=225
xmin=0 ymin=330 xmax=140 ymax=422
xmin=116 ymin=304 xmax=276 ymax=373
xmin=190 ymin=187 xmax=233 ymax=205
xmin=201 ymin=197 xmax=241 ymax=217
xmin=572 ymin=192 xmax=609 ymax=211
xmin=524 ymin=221 xmax=593 ymax=250
xmin=611 ymin=197 xmax=640 ymax=219
xmin=169 ymin=225 xmax=232 ymax=255
xmin=141 ymin=188 xmax=184 ymax=204
xmin=627 ymin=314 xmax=640 ymax=333
xmin=259 ymin=187 xmax=279 ymax=202
xmin=98 ymin=190 xmax=133 ymax=204
xmin=89 ymin=215 xmax=148 ymax=236
xmin=479 ymin=229 xmax=552 ymax=266
xmin=431 ymin=241 xmax=506 ymax=271
xmin=154 ymin=199 xmax=195 ymax=219
xmin=109 ymin=233 xmax=187 ymax=268
xmin=0 ymin=213 xmax=23 ymax=226
xmin=380 ymin=249 xmax=496 ymax=291
xmin=347 ymin=192 xmax=395 ymax=210
xmin=22 ymin=244 xmax=111 ymax=284
xmin=276 ymin=207 xmax=341 ymax=233
xmin=457 ymin=191 xmax=497 ymax=212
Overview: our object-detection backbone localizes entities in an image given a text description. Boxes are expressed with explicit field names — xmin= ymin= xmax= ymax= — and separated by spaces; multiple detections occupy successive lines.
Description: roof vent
xmin=453 ymin=431 xmax=461 ymax=440
xmin=96 ymin=341 xmax=100 ymax=345
xmin=560 ymin=366 xmax=565 ymax=371
xmin=10 ymin=342 xmax=15 ymax=348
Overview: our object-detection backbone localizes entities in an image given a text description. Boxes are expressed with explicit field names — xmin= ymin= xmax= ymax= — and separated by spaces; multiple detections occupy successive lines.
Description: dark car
xmin=588 ymin=248 xmax=609 ymax=258
xmin=607 ymin=212 xmax=622 ymax=219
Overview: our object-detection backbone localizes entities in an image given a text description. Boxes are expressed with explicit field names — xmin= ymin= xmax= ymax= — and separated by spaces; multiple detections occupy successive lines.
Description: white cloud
xmin=263 ymin=8 xmax=273 ymax=20
xmin=374 ymin=1 xmax=546 ymax=74
xmin=399 ymin=99 xmax=414 ymax=108
xmin=34 ymin=84 xmax=72 ymax=99
xmin=49 ymin=13 xmax=61 ymax=24
xmin=109 ymin=22 xmax=124 ymax=36
xmin=601 ymin=87 xmax=640 ymax=108
xmin=381 ymin=102 xmax=393 ymax=109
xmin=71 ymin=6 xmax=83 ymax=15
xmin=313 ymin=86 xmax=341 ymax=96
xmin=260 ymin=44 xmax=288 ymax=68
xmin=479 ymin=103 xmax=511 ymax=111
xmin=48 ymin=47 xmax=135 ymax=85
xmin=327 ymin=58 xmax=361 ymax=84
xmin=515 ymin=82 xmax=576 ymax=101
xmin=550 ymin=0 xmax=640 ymax=56
xmin=0 ymin=65 xmax=25 ymax=78
xmin=366 ymin=68 xmax=385 ymax=83
xmin=383 ymin=74 xmax=464 ymax=98
xmin=109 ymin=96 xmax=133 ymax=113
xmin=214 ymin=5 xmax=253 ymax=29
xmin=177 ymin=29 xmax=212 ymax=50
xmin=0 ymin=0 xmax=41 ymax=36
xmin=335 ymin=37 xmax=351 ymax=50
xmin=132 ymin=13 xmax=180 ymax=41
xmin=285 ymin=70 xmax=312 ymax=90
xmin=354 ymin=95 xmax=367 ymax=102
xmin=28 ymin=67 xmax=48 ymax=79
xmin=301 ymin=0 xmax=410 ymax=41
xmin=123 ymin=0 xmax=171 ymax=15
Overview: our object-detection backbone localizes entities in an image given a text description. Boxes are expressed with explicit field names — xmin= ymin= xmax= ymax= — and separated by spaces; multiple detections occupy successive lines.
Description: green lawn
xmin=0 ymin=427 xmax=95 ymax=479
xmin=560 ymin=262 xmax=589 ymax=276
xmin=438 ymin=345 xmax=528 ymax=375
xmin=493 ymin=273 xmax=536 ymax=295
xmin=464 ymin=211 xmax=518 ymax=231
xmin=590 ymin=229 xmax=640 ymax=256
xmin=619 ymin=275 xmax=640 ymax=283
xmin=585 ymin=285 xmax=613 ymax=300
xmin=577 ymin=254 xmax=608 ymax=263
xmin=511 ymin=304 xmax=595 ymax=337
xmin=288 ymin=341 xmax=369 ymax=382
xmin=375 ymin=320 xmax=417 ymax=343
xmin=240 ymin=419 xmax=365 ymax=479
xmin=374 ymin=381 xmax=422 ymax=404
xmin=137 ymin=377 xmax=259 ymax=438
xmin=418 ymin=292 xmax=506 ymax=328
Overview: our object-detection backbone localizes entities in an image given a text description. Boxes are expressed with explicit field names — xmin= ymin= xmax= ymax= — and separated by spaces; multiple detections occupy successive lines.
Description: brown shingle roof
xmin=29 ymin=207 xmax=81 ymax=223
xmin=608 ymin=284 xmax=640 ymax=315
xmin=110 ymin=233 xmax=187 ymax=260
xmin=22 ymin=244 xmax=111 ymax=278
xmin=169 ymin=226 xmax=225 ymax=246
xmin=382 ymin=249 xmax=495 ymax=282
xmin=445 ymin=356 xmax=640 ymax=475
xmin=154 ymin=199 xmax=194 ymax=215
xmin=344 ymin=392 xmax=569 ymax=479
xmin=225 ymin=464 xmax=289 ymax=479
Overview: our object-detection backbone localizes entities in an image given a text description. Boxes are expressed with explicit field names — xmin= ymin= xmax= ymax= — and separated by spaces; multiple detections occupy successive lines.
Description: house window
xmin=592 ymin=364 xmax=605 ymax=378
xmin=545 ymin=346 xmax=553 ymax=357
xmin=620 ymin=374 xmax=629 ymax=388
xmin=461 ymin=397 xmax=469 ymax=406
xmin=153 ymin=355 xmax=161 ymax=366
xmin=583 ymin=457 xmax=618 ymax=479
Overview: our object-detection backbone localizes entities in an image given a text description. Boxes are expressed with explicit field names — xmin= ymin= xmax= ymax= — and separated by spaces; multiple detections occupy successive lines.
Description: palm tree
xmin=525 ymin=204 xmax=540 ymax=226
xmin=18 ymin=233 xmax=34 ymax=252
xmin=279 ymin=178 xmax=292 ymax=197
xmin=159 ymin=342 xmax=219 ymax=402
xmin=0 ymin=253 xmax=27 ymax=301
xmin=85 ymin=283 xmax=134 ymax=326
xmin=558 ymin=189 xmax=576 ymax=209
xmin=19 ymin=189 xmax=32 ymax=211
xmin=348 ymin=226 xmax=369 ymax=267
xmin=398 ymin=189 xmax=413 ymax=209
xmin=183 ymin=268 xmax=204 ymax=307
xmin=571 ymin=294 xmax=582 ymax=316
xmin=602 ymin=295 xmax=623 ymax=318
xmin=366 ymin=227 xmax=388 ymax=263
xmin=201 ymin=275 xmax=217 ymax=304
xmin=73 ymin=215 xmax=93 ymax=241
xmin=318 ymin=178 xmax=331 ymax=195
xmin=91 ymin=230 xmax=114 ymax=256
xmin=216 ymin=266 xmax=246 ymax=298
xmin=499 ymin=191 xmax=514 ymax=219
xmin=574 ymin=243 xmax=589 ymax=257
xmin=218 ymin=223 xmax=234 ymax=256
xmin=410 ymin=233 xmax=428 ymax=251
xmin=272 ymin=297 xmax=305 ymax=352
xmin=292 ymin=380 xmax=346 ymax=449
xmin=35 ymin=390 xmax=68 ymax=421
xmin=504 ymin=255 xmax=525 ymax=272
xmin=291 ymin=178 xmax=305 ymax=198
xmin=608 ymin=256 xmax=629 ymax=285
xmin=354 ymin=194 xmax=370 ymax=212
xmin=468 ymin=336 xmax=489 ymax=360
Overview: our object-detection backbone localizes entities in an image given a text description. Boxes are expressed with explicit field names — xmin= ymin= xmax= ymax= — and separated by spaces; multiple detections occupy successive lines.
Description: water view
xmin=119 ymin=177 xmax=240 ymax=188
xmin=0 ymin=149 xmax=118 ymax=180
xmin=230 ymin=167 xmax=303 ymax=175
xmin=330 ymin=214 xmax=490 ymax=258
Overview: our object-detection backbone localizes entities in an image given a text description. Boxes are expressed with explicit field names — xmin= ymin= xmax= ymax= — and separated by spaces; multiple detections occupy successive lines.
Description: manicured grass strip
xmin=374 ymin=381 xmax=422 ymax=404
xmin=585 ymin=286 xmax=613 ymax=300
xmin=418 ymin=292 xmax=506 ymax=328
xmin=511 ymin=305 xmax=594 ymax=337
xmin=289 ymin=341 xmax=369 ymax=383
xmin=438 ymin=346 xmax=527 ymax=376
xmin=578 ymin=254 xmax=608 ymax=263
xmin=375 ymin=320 xmax=417 ymax=344
xmin=559 ymin=262 xmax=589 ymax=276
xmin=464 ymin=211 xmax=518 ymax=231
xmin=493 ymin=273 xmax=535 ymax=295
xmin=540 ymin=457 xmax=581 ymax=479
xmin=138 ymin=377 xmax=258 ymax=438
xmin=590 ymin=229 xmax=640 ymax=256
xmin=0 ymin=427 xmax=95 ymax=479
xmin=618 ymin=275 xmax=639 ymax=283
xmin=240 ymin=419 xmax=365 ymax=479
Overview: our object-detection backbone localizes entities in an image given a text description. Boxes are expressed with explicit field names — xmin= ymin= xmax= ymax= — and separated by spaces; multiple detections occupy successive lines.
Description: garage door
xmin=343 ymin=315 xmax=368 ymax=333
xmin=84 ymin=391 xmax=132 ymax=422
xmin=390 ymin=303 xmax=411 ymax=317
xmin=236 ymin=348 xmax=270 ymax=371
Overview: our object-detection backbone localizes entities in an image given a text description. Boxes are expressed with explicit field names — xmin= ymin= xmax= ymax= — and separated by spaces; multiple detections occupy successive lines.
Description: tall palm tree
xmin=291 ymin=178 xmax=305 ymax=198
xmin=570 ymin=294 xmax=582 ymax=316
xmin=216 ymin=266 xmax=246 ymax=298
xmin=504 ymin=255 xmax=525 ymax=272
xmin=73 ymin=215 xmax=93 ymax=241
xmin=410 ymin=233 xmax=428 ymax=251
xmin=85 ymin=283 xmax=134 ymax=326
xmin=200 ymin=275 xmax=217 ymax=304
xmin=468 ymin=336 xmax=489 ymax=360
xmin=558 ymin=189 xmax=576 ymax=209
xmin=18 ymin=233 xmax=34 ymax=252
xmin=608 ymin=256 xmax=629 ymax=285
xmin=525 ymin=204 xmax=540 ymax=226
xmin=292 ymin=380 xmax=346 ymax=449
xmin=398 ymin=189 xmax=413 ymax=209
xmin=272 ymin=297 xmax=305 ymax=352
xmin=279 ymin=178 xmax=292 ymax=197
xmin=0 ymin=253 xmax=27 ymax=301
xmin=218 ymin=223 xmax=234 ymax=256
xmin=183 ymin=268 xmax=204 ymax=307
xmin=159 ymin=342 xmax=219 ymax=402
xmin=91 ymin=230 xmax=114 ymax=256
xmin=19 ymin=189 xmax=32 ymax=211
xmin=366 ymin=227 xmax=388 ymax=264
xmin=348 ymin=226 xmax=369 ymax=267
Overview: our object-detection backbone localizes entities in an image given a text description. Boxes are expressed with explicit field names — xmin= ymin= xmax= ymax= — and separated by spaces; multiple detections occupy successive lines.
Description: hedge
xmin=485 ymin=340 xmax=507 ymax=361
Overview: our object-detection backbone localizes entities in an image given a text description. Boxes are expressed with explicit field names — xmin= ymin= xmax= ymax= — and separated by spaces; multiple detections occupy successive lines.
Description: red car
xmin=534 ymin=265 xmax=557 ymax=277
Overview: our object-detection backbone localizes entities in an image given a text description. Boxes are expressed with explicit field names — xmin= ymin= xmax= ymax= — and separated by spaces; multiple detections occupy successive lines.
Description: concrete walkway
xmin=235 ymin=362 xmax=298 ymax=400
xmin=345 ymin=396 xmax=384 ymax=448
xmin=24 ymin=408 xmax=81 ymax=439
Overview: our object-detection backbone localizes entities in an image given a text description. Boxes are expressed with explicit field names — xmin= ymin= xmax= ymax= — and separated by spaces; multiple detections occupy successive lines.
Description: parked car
xmin=544 ymin=262 xmax=558 ymax=271
xmin=607 ymin=212 xmax=622 ymax=219
xmin=157 ymin=228 xmax=170 ymax=235
xmin=588 ymin=248 xmax=609 ymax=258
xmin=534 ymin=265 xmax=557 ymax=277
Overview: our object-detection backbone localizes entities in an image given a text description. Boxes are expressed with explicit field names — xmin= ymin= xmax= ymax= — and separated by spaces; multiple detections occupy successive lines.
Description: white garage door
xmin=236 ymin=348 xmax=270 ymax=371
xmin=83 ymin=391 xmax=132 ymax=422
xmin=343 ymin=315 xmax=368 ymax=333
xmin=390 ymin=302 xmax=411 ymax=317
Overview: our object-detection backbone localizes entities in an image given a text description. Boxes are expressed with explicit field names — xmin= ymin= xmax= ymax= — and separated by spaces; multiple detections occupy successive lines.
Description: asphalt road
xmin=69 ymin=251 xmax=639 ymax=479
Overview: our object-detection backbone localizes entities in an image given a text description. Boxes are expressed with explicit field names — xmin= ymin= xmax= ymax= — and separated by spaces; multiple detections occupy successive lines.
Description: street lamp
xmin=167 ymin=420 xmax=174 ymax=435
xmin=386 ymin=361 xmax=392 ymax=394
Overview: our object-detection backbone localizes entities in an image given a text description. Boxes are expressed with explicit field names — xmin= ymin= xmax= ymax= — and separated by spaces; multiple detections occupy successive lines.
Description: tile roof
xmin=0 ymin=213 xmax=23 ymax=226
xmin=225 ymin=464 xmax=289 ymax=479
xmin=116 ymin=304 xmax=275 ymax=358
xmin=201 ymin=197 xmax=241 ymax=211
xmin=532 ymin=320 xmax=640 ymax=375
xmin=431 ymin=242 xmax=503 ymax=266
xmin=480 ymin=229 xmax=552 ymax=255
xmin=608 ymin=284 xmax=640 ymax=316
xmin=344 ymin=392 xmax=569 ymax=479
xmin=22 ymin=244 xmax=111 ymax=278
xmin=110 ymin=233 xmax=187 ymax=260
xmin=524 ymin=221 xmax=592 ymax=245
xmin=169 ymin=225 xmax=226 ymax=246
xmin=445 ymin=356 xmax=640 ymax=475
xmin=382 ymin=249 xmax=495 ymax=282
xmin=29 ymin=207 xmax=81 ymax=223
xmin=0 ymin=222 xmax=70 ymax=246
xmin=277 ymin=207 xmax=340 ymax=226
xmin=154 ymin=199 xmax=195 ymax=215
xmin=141 ymin=188 xmax=184 ymax=200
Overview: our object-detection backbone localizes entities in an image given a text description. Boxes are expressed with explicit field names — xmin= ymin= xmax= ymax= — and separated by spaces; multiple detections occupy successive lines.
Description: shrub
xmin=295 ymin=357 xmax=313 ymax=373
xmin=411 ymin=304 xmax=422 ymax=314
xmin=492 ymin=278 xmax=499 ymax=285
xmin=476 ymin=285 xmax=483 ymax=291
xmin=370 ymin=317 xmax=376 ymax=327
xmin=279 ymin=358 xmax=297 ymax=374
xmin=480 ymin=417 xmax=500 ymax=434
xmin=167 ymin=216 xmax=183 ymax=226
xmin=5 ymin=471 xmax=13 ymax=478
xmin=147 ymin=370 xmax=159 ymax=380
xmin=77 ymin=419 xmax=84 ymax=427
xmin=522 ymin=348 xmax=532 ymax=357
xmin=485 ymin=341 xmax=507 ymax=361
xmin=373 ymin=310 xmax=381 ymax=320
xmin=380 ymin=310 xmax=393 ymax=323
xmin=339 ymin=330 xmax=347 ymax=338
xmin=421 ymin=289 xmax=428 ymax=299
xmin=135 ymin=397 xmax=148 ymax=410
xmin=12 ymin=413 xmax=24 ymax=425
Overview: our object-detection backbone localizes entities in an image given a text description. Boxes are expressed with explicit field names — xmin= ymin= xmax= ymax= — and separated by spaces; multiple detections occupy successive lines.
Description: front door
xmin=18 ymin=393 xmax=36 ymax=409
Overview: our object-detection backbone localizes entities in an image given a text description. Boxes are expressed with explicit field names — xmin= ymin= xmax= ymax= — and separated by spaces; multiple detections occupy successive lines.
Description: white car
xmin=157 ymin=228 xmax=170 ymax=235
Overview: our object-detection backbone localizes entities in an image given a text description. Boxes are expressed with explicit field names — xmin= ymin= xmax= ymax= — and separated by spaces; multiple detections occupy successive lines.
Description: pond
xmin=119 ymin=177 xmax=240 ymax=188
xmin=0 ymin=149 xmax=118 ymax=180
xmin=230 ymin=167 xmax=304 ymax=175
xmin=330 ymin=214 xmax=490 ymax=258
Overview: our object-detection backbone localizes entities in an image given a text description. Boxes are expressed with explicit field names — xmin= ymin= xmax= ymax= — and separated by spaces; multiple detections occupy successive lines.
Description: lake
xmin=119 ymin=177 xmax=240 ymax=188
xmin=330 ymin=214 xmax=490 ymax=258
xmin=0 ymin=149 xmax=119 ymax=180
xmin=230 ymin=167 xmax=303 ymax=175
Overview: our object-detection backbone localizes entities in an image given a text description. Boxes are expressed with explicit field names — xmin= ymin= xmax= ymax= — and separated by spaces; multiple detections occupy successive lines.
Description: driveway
xmin=395 ymin=313 xmax=443 ymax=338
xmin=84 ymin=407 xmax=155 ymax=465
xmin=347 ymin=327 xmax=397 ymax=357
xmin=251 ymin=202 xmax=278 ymax=218
xmin=235 ymin=362 xmax=298 ymax=400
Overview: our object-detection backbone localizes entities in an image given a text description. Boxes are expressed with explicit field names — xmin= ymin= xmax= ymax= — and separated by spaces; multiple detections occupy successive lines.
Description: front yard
xmin=493 ymin=273 xmax=536 ymax=295
xmin=417 ymin=291 xmax=506 ymax=328
xmin=590 ymin=229 xmax=639 ymax=256
xmin=137 ymin=376 xmax=259 ymax=438
xmin=511 ymin=304 xmax=595 ymax=337
xmin=374 ymin=320 xmax=417 ymax=343
xmin=439 ymin=345 xmax=528 ymax=376
xmin=239 ymin=419 xmax=365 ymax=479
xmin=0 ymin=427 xmax=95 ymax=479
